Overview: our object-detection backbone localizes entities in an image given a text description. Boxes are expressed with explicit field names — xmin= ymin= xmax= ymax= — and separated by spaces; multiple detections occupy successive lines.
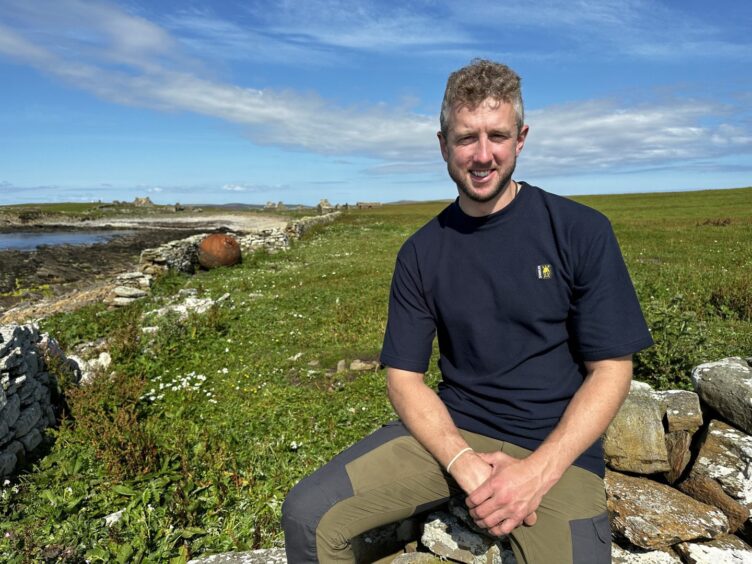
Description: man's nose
xmin=473 ymin=136 xmax=492 ymax=163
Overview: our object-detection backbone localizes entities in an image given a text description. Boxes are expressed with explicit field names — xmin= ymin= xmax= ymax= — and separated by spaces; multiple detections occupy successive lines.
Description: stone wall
xmin=108 ymin=212 xmax=341 ymax=308
xmin=0 ymin=324 xmax=77 ymax=478
xmin=137 ymin=212 xmax=341 ymax=275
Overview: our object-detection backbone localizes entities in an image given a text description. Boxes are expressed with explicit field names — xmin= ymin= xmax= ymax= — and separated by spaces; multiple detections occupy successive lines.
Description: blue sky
xmin=1 ymin=0 xmax=750 ymax=206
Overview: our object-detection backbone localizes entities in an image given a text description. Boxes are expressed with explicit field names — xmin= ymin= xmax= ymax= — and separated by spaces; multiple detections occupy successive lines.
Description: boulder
xmin=674 ymin=534 xmax=752 ymax=563
xmin=604 ymin=383 xmax=669 ymax=474
xmin=692 ymin=358 xmax=752 ymax=435
xmin=682 ymin=420 xmax=752 ymax=526
xmin=605 ymin=470 xmax=728 ymax=549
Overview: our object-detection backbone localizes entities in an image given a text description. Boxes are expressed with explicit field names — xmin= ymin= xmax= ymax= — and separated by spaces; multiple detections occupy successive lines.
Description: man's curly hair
xmin=440 ymin=59 xmax=524 ymax=136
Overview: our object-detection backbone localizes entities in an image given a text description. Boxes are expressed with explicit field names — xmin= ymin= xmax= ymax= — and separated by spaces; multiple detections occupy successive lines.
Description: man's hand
xmin=466 ymin=452 xmax=541 ymax=536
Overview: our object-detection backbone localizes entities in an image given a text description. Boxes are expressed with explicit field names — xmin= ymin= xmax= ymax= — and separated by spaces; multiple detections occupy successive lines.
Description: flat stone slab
xmin=612 ymin=544 xmax=682 ymax=563
xmin=674 ymin=534 xmax=752 ymax=563
xmin=188 ymin=548 xmax=287 ymax=564
xmin=606 ymin=470 xmax=728 ymax=549
xmin=113 ymin=286 xmax=148 ymax=298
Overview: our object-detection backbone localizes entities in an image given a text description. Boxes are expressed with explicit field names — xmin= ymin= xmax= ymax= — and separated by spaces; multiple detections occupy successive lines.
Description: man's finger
xmin=523 ymin=511 xmax=538 ymax=526
xmin=488 ymin=517 xmax=522 ymax=537
xmin=465 ymin=482 xmax=494 ymax=508
xmin=475 ymin=451 xmax=517 ymax=467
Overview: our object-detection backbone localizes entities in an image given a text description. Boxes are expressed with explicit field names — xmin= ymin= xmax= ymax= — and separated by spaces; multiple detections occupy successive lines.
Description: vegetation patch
xmin=1 ymin=187 xmax=750 ymax=561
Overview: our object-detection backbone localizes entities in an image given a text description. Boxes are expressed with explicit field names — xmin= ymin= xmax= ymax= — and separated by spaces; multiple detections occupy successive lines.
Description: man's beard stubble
xmin=448 ymin=162 xmax=516 ymax=204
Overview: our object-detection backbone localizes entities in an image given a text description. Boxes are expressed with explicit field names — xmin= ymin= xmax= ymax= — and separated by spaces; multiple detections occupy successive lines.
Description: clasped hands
xmin=451 ymin=450 xmax=543 ymax=537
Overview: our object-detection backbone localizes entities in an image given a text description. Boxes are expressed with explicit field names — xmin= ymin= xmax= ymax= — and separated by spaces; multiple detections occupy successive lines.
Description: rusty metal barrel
xmin=197 ymin=233 xmax=241 ymax=269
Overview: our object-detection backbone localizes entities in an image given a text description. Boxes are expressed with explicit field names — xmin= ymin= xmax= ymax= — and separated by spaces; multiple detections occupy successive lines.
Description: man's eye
xmin=457 ymin=136 xmax=475 ymax=145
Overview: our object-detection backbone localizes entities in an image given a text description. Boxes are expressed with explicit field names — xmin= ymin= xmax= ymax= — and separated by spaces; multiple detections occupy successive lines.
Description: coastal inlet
xmin=0 ymin=228 xmax=211 ymax=314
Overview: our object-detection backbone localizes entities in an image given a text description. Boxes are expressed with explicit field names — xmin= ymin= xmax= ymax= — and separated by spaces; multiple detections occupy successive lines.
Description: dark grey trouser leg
xmin=282 ymin=421 xmax=452 ymax=563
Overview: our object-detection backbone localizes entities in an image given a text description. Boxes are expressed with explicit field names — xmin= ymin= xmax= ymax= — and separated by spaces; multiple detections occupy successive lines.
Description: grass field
xmin=1 ymin=187 xmax=750 ymax=562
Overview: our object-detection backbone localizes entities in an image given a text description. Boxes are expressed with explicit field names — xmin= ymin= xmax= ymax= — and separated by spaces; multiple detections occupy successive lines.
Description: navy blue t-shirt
xmin=380 ymin=183 xmax=653 ymax=476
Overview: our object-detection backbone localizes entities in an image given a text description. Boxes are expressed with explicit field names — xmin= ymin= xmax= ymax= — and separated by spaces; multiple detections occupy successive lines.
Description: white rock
xmin=114 ymin=286 xmax=147 ymax=299
xmin=422 ymin=510 xmax=502 ymax=564
xmin=612 ymin=544 xmax=682 ymax=563
xmin=104 ymin=508 xmax=125 ymax=527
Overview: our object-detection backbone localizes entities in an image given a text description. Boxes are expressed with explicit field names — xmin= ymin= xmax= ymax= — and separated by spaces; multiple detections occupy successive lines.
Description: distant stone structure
xmin=133 ymin=197 xmax=154 ymax=207
xmin=317 ymin=199 xmax=334 ymax=214
xmin=356 ymin=201 xmax=382 ymax=209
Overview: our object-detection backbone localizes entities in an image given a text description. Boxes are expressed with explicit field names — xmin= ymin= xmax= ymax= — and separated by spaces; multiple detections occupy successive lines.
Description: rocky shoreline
xmin=0 ymin=212 xmax=289 ymax=321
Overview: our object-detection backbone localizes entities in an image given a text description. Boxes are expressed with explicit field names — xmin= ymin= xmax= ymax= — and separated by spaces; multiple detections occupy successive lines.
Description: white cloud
xmin=222 ymin=183 xmax=287 ymax=193
xmin=147 ymin=187 xmax=163 ymax=193
xmin=239 ymin=0 xmax=466 ymax=52
xmin=522 ymin=100 xmax=752 ymax=177
xmin=0 ymin=0 xmax=749 ymax=184
xmin=448 ymin=0 xmax=752 ymax=61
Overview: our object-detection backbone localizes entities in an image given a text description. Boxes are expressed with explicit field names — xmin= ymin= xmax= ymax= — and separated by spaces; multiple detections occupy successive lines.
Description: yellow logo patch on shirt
xmin=537 ymin=264 xmax=552 ymax=279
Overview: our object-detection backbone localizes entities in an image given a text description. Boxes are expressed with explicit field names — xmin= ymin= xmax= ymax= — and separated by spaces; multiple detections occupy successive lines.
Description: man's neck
xmin=458 ymin=180 xmax=519 ymax=217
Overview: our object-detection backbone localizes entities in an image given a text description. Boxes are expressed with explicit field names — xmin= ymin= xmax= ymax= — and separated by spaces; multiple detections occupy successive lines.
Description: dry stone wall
xmin=0 ymin=324 xmax=78 ymax=478
xmin=109 ymin=212 xmax=341 ymax=308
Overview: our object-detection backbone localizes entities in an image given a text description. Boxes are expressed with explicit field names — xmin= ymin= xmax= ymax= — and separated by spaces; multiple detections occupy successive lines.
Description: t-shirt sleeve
xmin=379 ymin=241 xmax=437 ymax=373
xmin=569 ymin=217 xmax=654 ymax=361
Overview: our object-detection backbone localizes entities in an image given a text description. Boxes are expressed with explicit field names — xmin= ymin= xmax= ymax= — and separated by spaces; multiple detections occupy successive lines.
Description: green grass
xmin=1 ymin=187 xmax=750 ymax=561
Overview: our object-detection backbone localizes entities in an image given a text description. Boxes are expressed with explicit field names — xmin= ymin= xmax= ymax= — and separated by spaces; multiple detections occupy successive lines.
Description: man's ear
xmin=516 ymin=124 xmax=529 ymax=156
xmin=438 ymin=131 xmax=449 ymax=162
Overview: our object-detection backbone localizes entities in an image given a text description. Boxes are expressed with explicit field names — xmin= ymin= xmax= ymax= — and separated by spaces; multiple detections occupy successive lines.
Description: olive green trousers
xmin=282 ymin=421 xmax=610 ymax=563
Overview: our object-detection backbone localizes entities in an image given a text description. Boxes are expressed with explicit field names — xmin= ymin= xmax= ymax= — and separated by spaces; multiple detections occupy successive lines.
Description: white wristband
xmin=446 ymin=447 xmax=473 ymax=473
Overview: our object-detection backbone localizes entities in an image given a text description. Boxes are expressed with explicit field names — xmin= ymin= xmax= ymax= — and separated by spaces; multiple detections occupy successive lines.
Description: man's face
xmin=438 ymin=98 xmax=528 ymax=215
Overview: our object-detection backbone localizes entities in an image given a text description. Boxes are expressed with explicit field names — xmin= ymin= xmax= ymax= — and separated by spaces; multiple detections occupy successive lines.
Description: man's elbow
xmin=385 ymin=367 xmax=423 ymax=402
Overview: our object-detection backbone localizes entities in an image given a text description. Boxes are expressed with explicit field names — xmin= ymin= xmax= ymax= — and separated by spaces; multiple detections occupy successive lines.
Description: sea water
xmin=0 ymin=230 xmax=134 ymax=251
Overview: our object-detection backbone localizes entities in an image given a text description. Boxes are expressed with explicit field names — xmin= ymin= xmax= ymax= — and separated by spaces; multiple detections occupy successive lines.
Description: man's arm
xmin=467 ymin=355 xmax=633 ymax=536
xmin=386 ymin=367 xmax=493 ymax=494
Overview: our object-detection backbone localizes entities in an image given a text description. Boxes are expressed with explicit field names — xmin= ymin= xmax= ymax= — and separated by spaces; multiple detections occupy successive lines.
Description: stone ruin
xmin=317 ymin=199 xmax=334 ymax=214
xmin=189 ymin=357 xmax=752 ymax=564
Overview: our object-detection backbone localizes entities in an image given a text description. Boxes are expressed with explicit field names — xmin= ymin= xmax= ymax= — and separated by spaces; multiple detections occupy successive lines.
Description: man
xmin=282 ymin=59 xmax=653 ymax=563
